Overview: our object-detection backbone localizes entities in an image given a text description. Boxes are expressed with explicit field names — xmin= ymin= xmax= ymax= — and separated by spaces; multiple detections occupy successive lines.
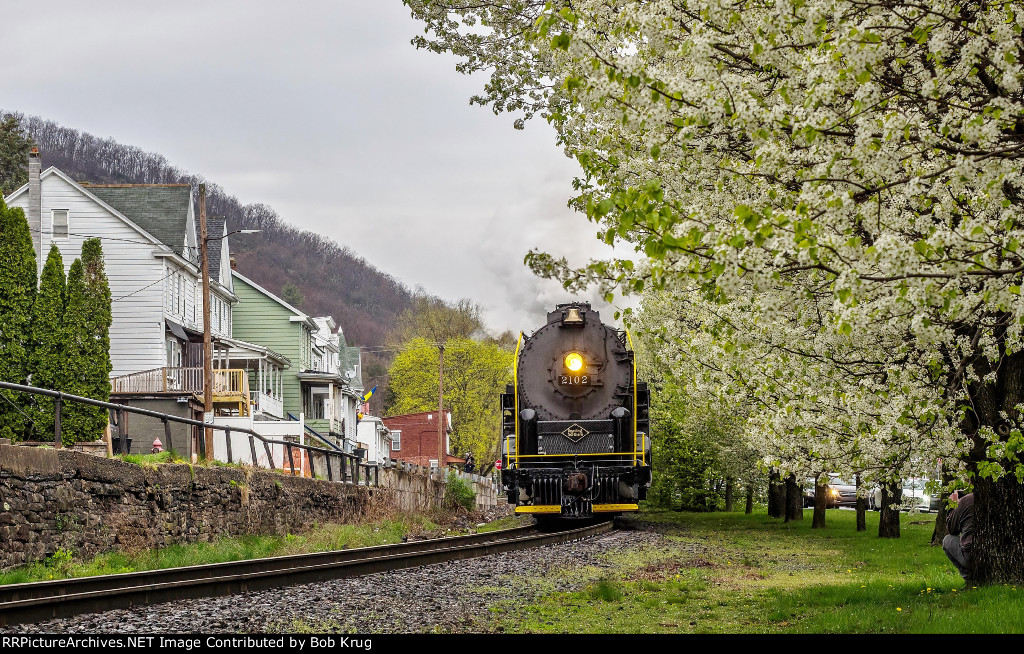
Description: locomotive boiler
xmin=500 ymin=302 xmax=651 ymax=518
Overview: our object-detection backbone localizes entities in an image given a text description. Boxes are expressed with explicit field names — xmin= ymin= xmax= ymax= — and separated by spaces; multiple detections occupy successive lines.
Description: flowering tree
xmin=406 ymin=0 xmax=1024 ymax=583
xmin=634 ymin=276 xmax=952 ymax=535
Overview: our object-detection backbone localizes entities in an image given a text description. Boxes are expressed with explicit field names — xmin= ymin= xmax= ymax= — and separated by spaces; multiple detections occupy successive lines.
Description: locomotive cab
xmin=501 ymin=302 xmax=652 ymax=519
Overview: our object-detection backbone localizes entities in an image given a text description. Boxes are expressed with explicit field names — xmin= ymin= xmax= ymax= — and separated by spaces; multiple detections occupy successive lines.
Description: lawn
xmin=491 ymin=508 xmax=1024 ymax=634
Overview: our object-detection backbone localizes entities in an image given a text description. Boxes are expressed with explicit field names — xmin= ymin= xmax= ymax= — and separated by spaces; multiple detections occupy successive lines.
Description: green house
xmin=230 ymin=271 xmax=363 ymax=449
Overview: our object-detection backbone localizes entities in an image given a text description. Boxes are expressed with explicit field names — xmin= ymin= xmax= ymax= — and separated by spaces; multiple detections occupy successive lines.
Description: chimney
xmin=28 ymin=148 xmax=42 ymax=274
xmin=229 ymin=256 xmax=237 ymax=270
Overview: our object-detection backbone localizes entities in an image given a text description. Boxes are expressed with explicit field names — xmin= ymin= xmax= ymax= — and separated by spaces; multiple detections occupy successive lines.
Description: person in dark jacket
xmin=942 ymin=491 xmax=974 ymax=581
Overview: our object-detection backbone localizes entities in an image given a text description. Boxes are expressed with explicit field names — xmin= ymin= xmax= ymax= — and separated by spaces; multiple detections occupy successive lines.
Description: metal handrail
xmin=0 ymin=381 xmax=377 ymax=486
xmin=287 ymin=412 xmax=344 ymax=453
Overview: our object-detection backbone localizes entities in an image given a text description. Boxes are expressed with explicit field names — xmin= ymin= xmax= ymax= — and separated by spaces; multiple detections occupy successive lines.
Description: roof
xmin=221 ymin=336 xmax=292 ymax=367
xmin=201 ymin=217 xmax=226 ymax=282
xmin=5 ymin=169 xmax=168 ymax=253
xmin=296 ymin=370 xmax=345 ymax=384
xmin=382 ymin=410 xmax=452 ymax=432
xmin=81 ymin=184 xmax=193 ymax=257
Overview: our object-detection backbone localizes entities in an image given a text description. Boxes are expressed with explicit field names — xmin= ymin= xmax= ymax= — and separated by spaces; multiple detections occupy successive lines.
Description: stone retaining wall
xmin=0 ymin=444 xmax=499 ymax=570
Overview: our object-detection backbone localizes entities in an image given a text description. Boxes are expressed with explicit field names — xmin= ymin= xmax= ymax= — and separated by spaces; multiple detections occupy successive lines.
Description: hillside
xmin=5 ymin=111 xmax=413 ymax=349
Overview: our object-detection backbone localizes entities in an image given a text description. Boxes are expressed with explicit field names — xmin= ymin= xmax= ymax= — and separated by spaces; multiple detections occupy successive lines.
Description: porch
xmin=223 ymin=337 xmax=290 ymax=420
xmin=110 ymin=367 xmax=251 ymax=416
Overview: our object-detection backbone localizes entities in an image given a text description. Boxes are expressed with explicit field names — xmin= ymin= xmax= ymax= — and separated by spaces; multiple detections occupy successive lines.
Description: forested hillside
xmin=3 ymin=111 xmax=413 ymax=349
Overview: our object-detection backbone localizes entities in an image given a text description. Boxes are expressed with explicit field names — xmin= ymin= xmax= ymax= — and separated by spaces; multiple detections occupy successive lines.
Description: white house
xmin=298 ymin=316 xmax=365 ymax=451
xmin=356 ymin=415 xmax=393 ymax=465
xmin=4 ymin=150 xmax=237 ymax=380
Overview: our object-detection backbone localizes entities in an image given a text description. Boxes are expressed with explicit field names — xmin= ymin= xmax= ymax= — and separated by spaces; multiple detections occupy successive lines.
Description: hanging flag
xmin=362 ymin=386 xmax=377 ymax=402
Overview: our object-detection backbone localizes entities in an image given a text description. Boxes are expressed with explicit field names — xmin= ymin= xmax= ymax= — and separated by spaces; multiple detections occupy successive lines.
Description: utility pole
xmin=437 ymin=343 xmax=444 ymax=475
xmin=199 ymin=184 xmax=214 ymax=461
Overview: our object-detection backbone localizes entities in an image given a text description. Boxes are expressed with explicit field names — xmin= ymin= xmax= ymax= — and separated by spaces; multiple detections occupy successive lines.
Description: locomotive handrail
xmin=625 ymin=328 xmax=642 ymax=467
xmin=512 ymin=330 xmax=524 ymax=469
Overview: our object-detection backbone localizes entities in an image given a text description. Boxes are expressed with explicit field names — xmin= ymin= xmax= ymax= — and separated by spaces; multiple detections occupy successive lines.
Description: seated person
xmin=942 ymin=490 xmax=974 ymax=581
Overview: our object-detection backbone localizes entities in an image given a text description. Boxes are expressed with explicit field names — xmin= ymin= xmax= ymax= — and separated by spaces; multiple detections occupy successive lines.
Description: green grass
xmin=0 ymin=515 xmax=443 ymax=586
xmin=116 ymin=450 xmax=186 ymax=467
xmin=488 ymin=508 xmax=1024 ymax=634
xmin=113 ymin=450 xmax=269 ymax=472
xmin=474 ymin=515 xmax=532 ymax=534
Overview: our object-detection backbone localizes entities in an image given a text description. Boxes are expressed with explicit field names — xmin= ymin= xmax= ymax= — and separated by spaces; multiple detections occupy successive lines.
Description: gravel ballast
xmin=0 ymin=527 xmax=666 ymax=634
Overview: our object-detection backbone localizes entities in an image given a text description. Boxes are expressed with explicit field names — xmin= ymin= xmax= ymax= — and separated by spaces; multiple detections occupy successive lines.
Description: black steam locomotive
xmin=500 ymin=302 xmax=651 ymax=519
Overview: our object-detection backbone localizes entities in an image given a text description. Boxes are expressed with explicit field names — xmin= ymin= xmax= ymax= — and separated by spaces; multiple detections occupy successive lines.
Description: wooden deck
xmin=111 ymin=367 xmax=251 ymax=416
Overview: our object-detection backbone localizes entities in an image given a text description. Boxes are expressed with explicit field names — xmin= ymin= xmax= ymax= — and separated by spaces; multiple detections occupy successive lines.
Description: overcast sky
xmin=3 ymin=1 xmax=631 ymax=335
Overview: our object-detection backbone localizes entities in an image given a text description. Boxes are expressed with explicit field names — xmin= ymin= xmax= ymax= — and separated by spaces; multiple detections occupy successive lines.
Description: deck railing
xmin=250 ymin=391 xmax=284 ymax=419
xmin=111 ymin=367 xmax=250 ymax=398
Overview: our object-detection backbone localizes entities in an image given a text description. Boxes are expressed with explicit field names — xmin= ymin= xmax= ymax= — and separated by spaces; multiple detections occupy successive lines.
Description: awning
xmin=165 ymin=319 xmax=189 ymax=341
xmin=220 ymin=336 xmax=292 ymax=367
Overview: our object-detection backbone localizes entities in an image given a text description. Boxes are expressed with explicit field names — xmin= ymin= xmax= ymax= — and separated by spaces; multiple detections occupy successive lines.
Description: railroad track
xmin=0 ymin=520 xmax=613 ymax=627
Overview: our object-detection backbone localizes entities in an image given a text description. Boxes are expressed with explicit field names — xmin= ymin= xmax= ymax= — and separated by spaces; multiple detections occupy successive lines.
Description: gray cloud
xmin=4 ymin=1 xmax=634 ymax=334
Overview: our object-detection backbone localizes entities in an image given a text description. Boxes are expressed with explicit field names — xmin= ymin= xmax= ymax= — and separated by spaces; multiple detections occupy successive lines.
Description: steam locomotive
xmin=500 ymin=302 xmax=651 ymax=519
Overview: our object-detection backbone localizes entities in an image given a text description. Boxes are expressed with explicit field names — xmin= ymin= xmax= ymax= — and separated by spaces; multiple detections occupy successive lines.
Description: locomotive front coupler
xmin=561 ymin=463 xmax=608 ymax=502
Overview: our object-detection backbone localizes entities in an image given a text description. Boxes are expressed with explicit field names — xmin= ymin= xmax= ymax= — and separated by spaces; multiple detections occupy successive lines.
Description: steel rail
xmin=0 ymin=521 xmax=612 ymax=627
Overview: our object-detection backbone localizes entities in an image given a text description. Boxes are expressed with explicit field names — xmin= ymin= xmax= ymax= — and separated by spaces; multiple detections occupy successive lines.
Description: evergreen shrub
xmin=444 ymin=469 xmax=476 ymax=511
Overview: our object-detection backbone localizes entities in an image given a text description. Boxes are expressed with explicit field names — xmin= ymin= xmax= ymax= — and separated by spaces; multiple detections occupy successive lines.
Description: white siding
xmin=211 ymin=291 xmax=232 ymax=339
xmin=9 ymin=173 xmax=166 ymax=377
xmin=164 ymin=260 xmax=201 ymax=332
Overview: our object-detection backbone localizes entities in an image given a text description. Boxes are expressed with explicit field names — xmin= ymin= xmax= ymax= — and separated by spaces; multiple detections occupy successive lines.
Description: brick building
xmin=382 ymin=410 xmax=464 ymax=468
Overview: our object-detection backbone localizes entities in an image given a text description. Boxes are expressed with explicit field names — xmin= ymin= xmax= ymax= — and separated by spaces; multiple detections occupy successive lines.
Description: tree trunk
xmin=784 ymin=474 xmax=803 ymax=522
xmin=932 ymin=472 xmax=953 ymax=546
xmin=960 ymin=337 xmax=1024 ymax=584
xmin=878 ymin=480 xmax=902 ymax=538
xmin=932 ymin=503 xmax=949 ymax=546
xmin=768 ymin=469 xmax=784 ymax=518
xmin=745 ymin=482 xmax=754 ymax=514
xmin=812 ymin=480 xmax=827 ymax=528
xmin=725 ymin=477 xmax=734 ymax=512
xmin=855 ymin=473 xmax=866 ymax=532
xmin=971 ymin=474 xmax=1024 ymax=584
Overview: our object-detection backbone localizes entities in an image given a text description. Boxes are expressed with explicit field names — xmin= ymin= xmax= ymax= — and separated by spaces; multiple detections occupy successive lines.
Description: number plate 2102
xmin=559 ymin=375 xmax=590 ymax=385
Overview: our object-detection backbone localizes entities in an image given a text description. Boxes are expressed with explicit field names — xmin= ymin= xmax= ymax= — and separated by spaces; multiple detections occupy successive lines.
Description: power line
xmin=111 ymin=270 xmax=177 ymax=303
xmin=0 ymin=390 xmax=40 ymax=434
xmin=353 ymin=343 xmax=444 ymax=354
xmin=26 ymin=225 xmax=175 ymax=248
xmin=25 ymin=226 xmax=209 ymax=261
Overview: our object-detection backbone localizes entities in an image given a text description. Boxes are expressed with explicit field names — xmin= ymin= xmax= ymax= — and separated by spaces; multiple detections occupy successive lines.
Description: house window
xmin=166 ymin=338 xmax=182 ymax=368
xmin=170 ymin=273 xmax=179 ymax=315
xmin=178 ymin=275 xmax=186 ymax=316
xmin=391 ymin=431 xmax=401 ymax=451
xmin=51 ymin=210 xmax=69 ymax=238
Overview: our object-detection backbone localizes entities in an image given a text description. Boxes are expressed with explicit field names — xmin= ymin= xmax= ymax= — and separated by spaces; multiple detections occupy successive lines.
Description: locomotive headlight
xmin=565 ymin=352 xmax=584 ymax=372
